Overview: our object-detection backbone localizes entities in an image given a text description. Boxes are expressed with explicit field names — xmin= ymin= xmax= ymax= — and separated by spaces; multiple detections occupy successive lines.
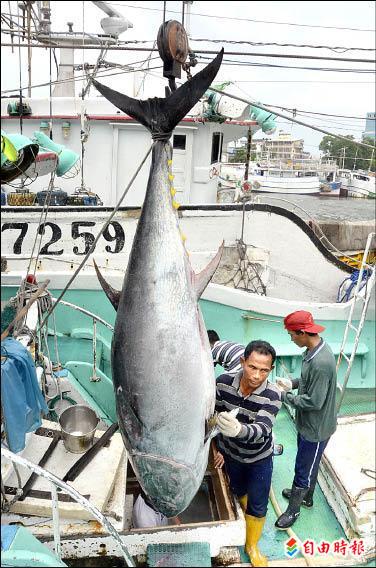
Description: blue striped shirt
xmin=211 ymin=341 xmax=245 ymax=376
xmin=215 ymin=372 xmax=282 ymax=464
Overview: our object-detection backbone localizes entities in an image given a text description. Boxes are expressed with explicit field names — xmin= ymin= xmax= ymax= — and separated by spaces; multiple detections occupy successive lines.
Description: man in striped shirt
xmin=208 ymin=330 xmax=245 ymax=376
xmin=214 ymin=340 xmax=282 ymax=567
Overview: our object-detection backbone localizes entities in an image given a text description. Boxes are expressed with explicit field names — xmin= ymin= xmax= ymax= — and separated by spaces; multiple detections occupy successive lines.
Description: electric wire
xmin=198 ymin=55 xmax=375 ymax=73
xmin=3 ymin=30 xmax=373 ymax=53
xmin=1 ymin=60 xmax=164 ymax=95
xmin=234 ymin=80 xmax=374 ymax=84
xmin=262 ymin=105 xmax=376 ymax=121
xmin=4 ymin=49 xmax=372 ymax=99
xmin=190 ymin=37 xmax=375 ymax=53
xmin=108 ymin=2 xmax=376 ymax=32
xmin=1 ymin=39 xmax=375 ymax=63
xmin=1 ymin=16 xmax=28 ymax=33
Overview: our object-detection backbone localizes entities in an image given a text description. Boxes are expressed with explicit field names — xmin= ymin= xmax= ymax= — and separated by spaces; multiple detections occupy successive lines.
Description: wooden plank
xmin=208 ymin=443 xmax=236 ymax=521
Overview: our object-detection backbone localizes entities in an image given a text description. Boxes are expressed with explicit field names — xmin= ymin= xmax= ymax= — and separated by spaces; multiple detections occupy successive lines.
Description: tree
xmin=228 ymin=147 xmax=257 ymax=163
xmin=319 ymin=135 xmax=375 ymax=171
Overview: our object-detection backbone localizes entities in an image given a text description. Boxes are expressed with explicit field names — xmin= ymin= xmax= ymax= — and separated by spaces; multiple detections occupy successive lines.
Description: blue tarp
xmin=1 ymin=338 xmax=48 ymax=453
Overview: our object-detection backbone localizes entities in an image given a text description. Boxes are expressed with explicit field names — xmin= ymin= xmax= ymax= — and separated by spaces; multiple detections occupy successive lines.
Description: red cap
xmin=26 ymin=274 xmax=37 ymax=284
xmin=284 ymin=311 xmax=325 ymax=333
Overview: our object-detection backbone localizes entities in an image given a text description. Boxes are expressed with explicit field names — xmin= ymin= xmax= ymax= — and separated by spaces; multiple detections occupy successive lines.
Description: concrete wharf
xmin=252 ymin=194 xmax=375 ymax=252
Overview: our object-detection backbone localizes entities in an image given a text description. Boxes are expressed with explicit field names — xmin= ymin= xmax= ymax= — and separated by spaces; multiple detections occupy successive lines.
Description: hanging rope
xmin=39 ymin=144 xmax=153 ymax=328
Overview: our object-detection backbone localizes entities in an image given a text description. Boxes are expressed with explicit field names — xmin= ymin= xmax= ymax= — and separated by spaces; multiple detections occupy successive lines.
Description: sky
xmin=1 ymin=1 xmax=375 ymax=158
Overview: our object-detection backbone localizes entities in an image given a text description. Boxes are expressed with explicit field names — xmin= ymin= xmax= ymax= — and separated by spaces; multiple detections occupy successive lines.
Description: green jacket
xmin=283 ymin=340 xmax=337 ymax=442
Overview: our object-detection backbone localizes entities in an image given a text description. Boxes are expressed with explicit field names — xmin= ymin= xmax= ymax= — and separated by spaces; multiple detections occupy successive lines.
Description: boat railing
xmin=50 ymin=299 xmax=114 ymax=333
xmin=50 ymin=298 xmax=114 ymax=382
xmin=336 ymin=232 xmax=376 ymax=410
xmin=1 ymin=447 xmax=135 ymax=567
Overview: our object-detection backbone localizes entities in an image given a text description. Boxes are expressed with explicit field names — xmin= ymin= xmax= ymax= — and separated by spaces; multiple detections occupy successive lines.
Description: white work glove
xmin=275 ymin=376 xmax=293 ymax=392
xmin=217 ymin=411 xmax=242 ymax=437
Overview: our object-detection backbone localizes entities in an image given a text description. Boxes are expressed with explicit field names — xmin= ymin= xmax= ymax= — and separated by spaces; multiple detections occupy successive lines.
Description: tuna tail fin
xmin=93 ymin=260 xmax=121 ymax=311
xmin=92 ymin=49 xmax=224 ymax=136
xmin=194 ymin=241 xmax=224 ymax=299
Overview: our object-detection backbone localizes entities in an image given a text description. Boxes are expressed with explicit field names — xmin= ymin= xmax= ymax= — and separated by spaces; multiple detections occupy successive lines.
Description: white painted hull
xmin=250 ymin=174 xmax=321 ymax=194
xmin=347 ymin=182 xmax=375 ymax=199
xmin=338 ymin=173 xmax=376 ymax=199
xmin=1 ymin=205 xmax=371 ymax=322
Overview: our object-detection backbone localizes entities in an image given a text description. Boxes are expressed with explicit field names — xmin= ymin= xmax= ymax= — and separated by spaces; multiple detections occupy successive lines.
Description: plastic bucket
xmin=217 ymin=187 xmax=236 ymax=203
xmin=59 ymin=405 xmax=99 ymax=454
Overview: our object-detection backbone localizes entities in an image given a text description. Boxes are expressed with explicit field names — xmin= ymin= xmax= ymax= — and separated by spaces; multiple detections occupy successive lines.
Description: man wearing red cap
xmin=274 ymin=310 xmax=337 ymax=530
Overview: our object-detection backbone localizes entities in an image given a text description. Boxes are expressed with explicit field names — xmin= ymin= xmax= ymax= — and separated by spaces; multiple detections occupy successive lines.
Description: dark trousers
xmin=224 ymin=453 xmax=273 ymax=517
xmin=293 ymin=433 xmax=330 ymax=490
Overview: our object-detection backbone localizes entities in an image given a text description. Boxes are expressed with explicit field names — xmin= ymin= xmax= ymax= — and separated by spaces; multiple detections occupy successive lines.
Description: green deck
xmin=259 ymin=405 xmax=347 ymax=562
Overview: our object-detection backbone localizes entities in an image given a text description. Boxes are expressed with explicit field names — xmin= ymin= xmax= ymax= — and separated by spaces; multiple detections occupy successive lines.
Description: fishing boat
xmin=221 ymin=163 xmax=320 ymax=195
xmin=1 ymin=2 xmax=375 ymax=567
xmin=219 ymin=160 xmax=321 ymax=196
xmin=337 ymin=169 xmax=376 ymax=199
xmin=2 ymin=199 xmax=375 ymax=565
xmin=219 ymin=158 xmax=342 ymax=198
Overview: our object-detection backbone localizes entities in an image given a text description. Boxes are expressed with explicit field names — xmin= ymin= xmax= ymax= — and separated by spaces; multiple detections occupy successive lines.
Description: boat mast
xmin=184 ymin=1 xmax=194 ymax=38
xmin=26 ymin=1 xmax=32 ymax=96
xmin=352 ymin=147 xmax=358 ymax=171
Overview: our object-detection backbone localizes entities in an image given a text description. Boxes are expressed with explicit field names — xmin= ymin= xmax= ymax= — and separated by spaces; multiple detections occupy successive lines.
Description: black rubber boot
xmin=282 ymin=487 xmax=314 ymax=508
xmin=275 ymin=485 xmax=309 ymax=529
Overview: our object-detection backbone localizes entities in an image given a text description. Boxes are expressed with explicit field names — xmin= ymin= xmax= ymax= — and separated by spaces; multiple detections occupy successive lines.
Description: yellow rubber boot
xmin=245 ymin=514 xmax=268 ymax=567
xmin=238 ymin=494 xmax=248 ymax=513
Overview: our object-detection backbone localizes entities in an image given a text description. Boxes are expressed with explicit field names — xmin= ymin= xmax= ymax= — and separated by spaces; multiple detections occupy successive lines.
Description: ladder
xmin=336 ymin=232 xmax=376 ymax=412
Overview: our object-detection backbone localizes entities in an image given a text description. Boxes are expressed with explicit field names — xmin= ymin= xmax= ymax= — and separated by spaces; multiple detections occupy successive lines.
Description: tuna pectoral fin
xmin=93 ymin=260 xmax=121 ymax=311
xmin=92 ymin=49 xmax=223 ymax=135
xmin=194 ymin=241 xmax=224 ymax=299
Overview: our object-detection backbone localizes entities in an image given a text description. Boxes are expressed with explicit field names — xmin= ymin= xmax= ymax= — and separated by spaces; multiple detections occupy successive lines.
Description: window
xmin=211 ymin=132 xmax=223 ymax=164
xmin=173 ymin=134 xmax=186 ymax=150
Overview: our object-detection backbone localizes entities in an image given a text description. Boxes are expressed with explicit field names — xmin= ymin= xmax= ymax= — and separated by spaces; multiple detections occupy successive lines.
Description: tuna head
xmin=131 ymin=452 xmax=208 ymax=518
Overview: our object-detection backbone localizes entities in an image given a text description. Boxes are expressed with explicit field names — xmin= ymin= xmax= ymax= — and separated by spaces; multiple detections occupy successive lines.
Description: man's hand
xmin=217 ymin=411 xmax=242 ymax=437
xmin=213 ymin=450 xmax=224 ymax=469
xmin=275 ymin=376 xmax=293 ymax=392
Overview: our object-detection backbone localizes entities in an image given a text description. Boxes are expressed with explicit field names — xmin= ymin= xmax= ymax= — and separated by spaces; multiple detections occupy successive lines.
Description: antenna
xmin=91 ymin=1 xmax=133 ymax=38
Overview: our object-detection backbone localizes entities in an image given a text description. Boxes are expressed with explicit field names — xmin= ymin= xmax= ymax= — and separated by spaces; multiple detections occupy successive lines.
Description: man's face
xmin=288 ymin=330 xmax=306 ymax=348
xmin=240 ymin=350 xmax=274 ymax=390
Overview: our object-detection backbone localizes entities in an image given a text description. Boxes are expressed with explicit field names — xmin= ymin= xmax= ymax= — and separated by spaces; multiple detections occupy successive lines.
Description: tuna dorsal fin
xmin=194 ymin=241 xmax=224 ymax=299
xmin=93 ymin=260 xmax=121 ymax=311
xmin=92 ymin=49 xmax=223 ymax=136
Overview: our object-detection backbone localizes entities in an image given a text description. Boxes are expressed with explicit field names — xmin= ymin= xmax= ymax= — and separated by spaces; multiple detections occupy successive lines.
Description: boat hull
xmin=2 ymin=203 xmax=374 ymax=391
xmin=250 ymin=175 xmax=321 ymax=194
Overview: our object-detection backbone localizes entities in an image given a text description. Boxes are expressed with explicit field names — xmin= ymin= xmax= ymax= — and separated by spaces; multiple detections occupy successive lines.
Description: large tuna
xmin=92 ymin=50 xmax=224 ymax=517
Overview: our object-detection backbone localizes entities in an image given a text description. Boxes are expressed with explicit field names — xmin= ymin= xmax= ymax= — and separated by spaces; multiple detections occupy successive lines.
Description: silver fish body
xmin=113 ymin=143 xmax=215 ymax=516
